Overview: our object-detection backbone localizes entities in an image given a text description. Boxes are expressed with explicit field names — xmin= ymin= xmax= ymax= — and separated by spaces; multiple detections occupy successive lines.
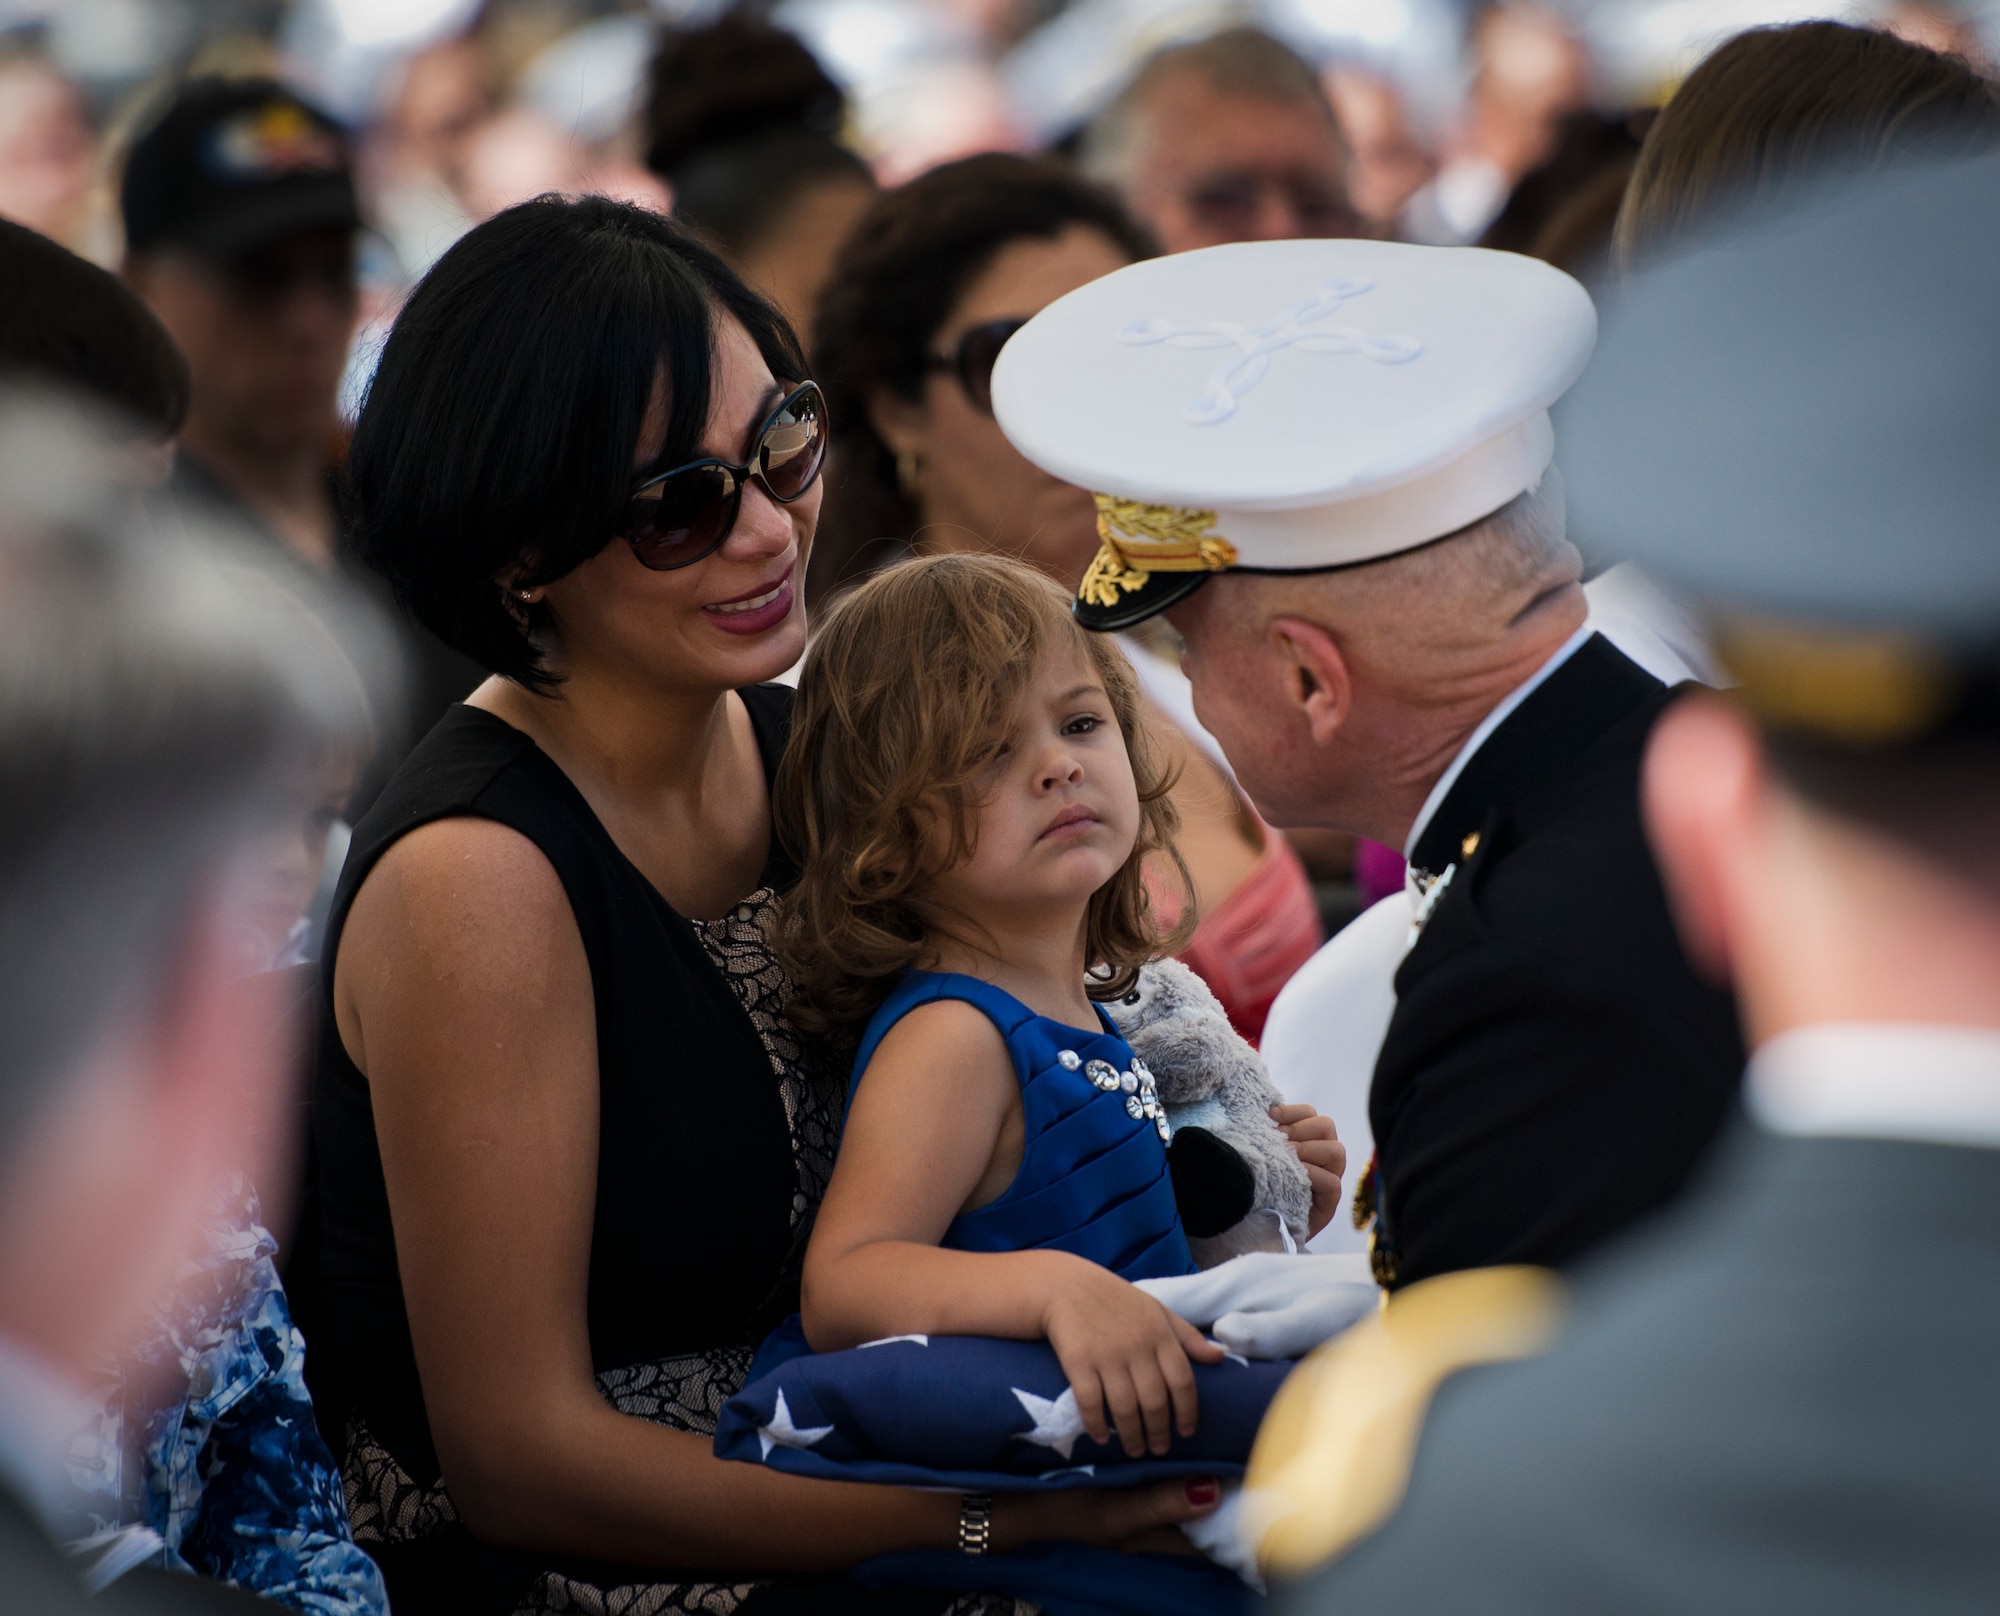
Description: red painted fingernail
xmin=1185 ymin=1479 xmax=1220 ymax=1507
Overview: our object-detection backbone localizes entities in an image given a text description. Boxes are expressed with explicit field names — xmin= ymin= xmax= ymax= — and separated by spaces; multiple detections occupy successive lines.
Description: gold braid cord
xmin=1079 ymin=495 xmax=1239 ymax=608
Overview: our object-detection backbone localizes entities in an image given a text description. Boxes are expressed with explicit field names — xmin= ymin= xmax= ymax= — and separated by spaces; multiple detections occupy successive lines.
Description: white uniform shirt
xmin=1749 ymin=1023 xmax=2000 ymax=1150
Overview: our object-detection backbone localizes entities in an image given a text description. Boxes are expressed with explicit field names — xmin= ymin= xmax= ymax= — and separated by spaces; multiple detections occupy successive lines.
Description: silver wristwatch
xmin=957 ymin=1492 xmax=993 ymax=1556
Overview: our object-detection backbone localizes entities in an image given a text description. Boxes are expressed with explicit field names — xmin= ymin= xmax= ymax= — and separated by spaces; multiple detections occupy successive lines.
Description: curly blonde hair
xmin=773 ymin=553 xmax=1191 ymax=1036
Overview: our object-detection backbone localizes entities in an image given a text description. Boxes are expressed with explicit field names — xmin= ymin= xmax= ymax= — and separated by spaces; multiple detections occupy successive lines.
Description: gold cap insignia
xmin=1078 ymin=495 xmax=1239 ymax=609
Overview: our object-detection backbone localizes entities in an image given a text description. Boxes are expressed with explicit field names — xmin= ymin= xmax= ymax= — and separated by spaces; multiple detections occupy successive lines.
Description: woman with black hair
xmin=313 ymin=195 xmax=1209 ymax=1615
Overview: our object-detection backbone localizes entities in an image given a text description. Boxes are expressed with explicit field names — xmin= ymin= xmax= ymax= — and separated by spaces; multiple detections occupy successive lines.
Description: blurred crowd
xmin=5 ymin=0 xmax=1992 ymax=364
xmin=3 ymin=0 xmax=2000 ymax=1613
xmin=8 ymin=0 xmax=1992 ymax=932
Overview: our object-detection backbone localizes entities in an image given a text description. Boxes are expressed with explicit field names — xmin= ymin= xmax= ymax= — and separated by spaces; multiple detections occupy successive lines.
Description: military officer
xmin=1253 ymin=150 xmax=2000 ymax=1611
xmin=992 ymin=238 xmax=1744 ymax=1290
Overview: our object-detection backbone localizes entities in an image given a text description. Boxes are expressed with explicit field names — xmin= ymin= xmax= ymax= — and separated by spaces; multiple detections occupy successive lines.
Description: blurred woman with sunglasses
xmin=317 ymin=197 xmax=1210 ymax=1614
xmin=814 ymin=156 xmax=1326 ymax=1043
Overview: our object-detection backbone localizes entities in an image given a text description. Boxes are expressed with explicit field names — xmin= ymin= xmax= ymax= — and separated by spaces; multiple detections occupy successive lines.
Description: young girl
xmin=778 ymin=553 xmax=1242 ymax=1464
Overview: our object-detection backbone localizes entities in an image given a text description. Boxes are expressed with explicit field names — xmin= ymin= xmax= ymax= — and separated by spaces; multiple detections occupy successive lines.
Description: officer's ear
xmin=1642 ymin=692 xmax=1767 ymax=986
xmin=1267 ymin=616 xmax=1351 ymax=746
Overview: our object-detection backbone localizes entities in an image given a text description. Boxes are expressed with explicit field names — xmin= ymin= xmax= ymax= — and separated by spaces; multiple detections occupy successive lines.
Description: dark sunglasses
xmin=620 ymin=381 xmax=827 ymax=571
xmin=928 ymin=318 xmax=1027 ymax=415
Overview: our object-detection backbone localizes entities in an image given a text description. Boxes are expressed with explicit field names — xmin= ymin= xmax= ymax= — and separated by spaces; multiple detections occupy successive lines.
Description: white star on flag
xmin=758 ymin=1389 xmax=835 ymax=1460
xmin=1011 ymin=1385 xmax=1087 ymax=1461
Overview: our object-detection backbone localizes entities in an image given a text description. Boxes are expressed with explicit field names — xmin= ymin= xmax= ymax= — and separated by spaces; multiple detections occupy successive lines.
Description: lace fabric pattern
xmin=691 ymin=887 xmax=843 ymax=1234
xmin=342 ymin=1415 xmax=457 ymax=1548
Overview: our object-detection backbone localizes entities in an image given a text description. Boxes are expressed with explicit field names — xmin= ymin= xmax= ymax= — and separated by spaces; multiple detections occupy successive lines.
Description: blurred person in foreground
xmin=0 ymin=391 xmax=374 ymax=1611
xmin=62 ymin=586 xmax=388 ymax=1616
xmin=0 ymin=226 xmax=389 ymax=1602
xmin=993 ymin=239 xmax=1744 ymax=1282
xmin=645 ymin=14 xmax=876 ymax=344
xmin=1258 ymin=148 xmax=2000 ymax=1616
xmin=1082 ymin=27 xmax=1360 ymax=255
xmin=1613 ymin=18 xmax=2000 ymax=266
xmin=121 ymin=77 xmax=482 ymax=799
xmin=0 ymin=218 xmax=189 ymax=474
xmin=814 ymin=154 xmax=1324 ymax=1043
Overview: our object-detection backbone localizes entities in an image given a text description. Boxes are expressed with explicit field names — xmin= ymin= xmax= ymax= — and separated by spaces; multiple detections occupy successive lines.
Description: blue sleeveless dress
xmin=851 ymin=971 xmax=1197 ymax=1282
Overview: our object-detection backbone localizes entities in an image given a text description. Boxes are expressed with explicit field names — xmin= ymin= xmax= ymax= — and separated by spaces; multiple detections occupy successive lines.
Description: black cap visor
xmin=1072 ymin=567 xmax=1214 ymax=632
xmin=155 ymin=176 xmax=362 ymax=261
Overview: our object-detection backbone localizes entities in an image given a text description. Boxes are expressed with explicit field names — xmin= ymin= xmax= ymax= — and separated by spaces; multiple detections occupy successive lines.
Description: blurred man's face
xmin=129 ymin=227 xmax=358 ymax=460
xmin=1122 ymin=72 xmax=1359 ymax=253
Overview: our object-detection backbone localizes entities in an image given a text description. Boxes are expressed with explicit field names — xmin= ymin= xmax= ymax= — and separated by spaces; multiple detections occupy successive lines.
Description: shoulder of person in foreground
xmin=1261 ymin=1129 xmax=2000 ymax=1613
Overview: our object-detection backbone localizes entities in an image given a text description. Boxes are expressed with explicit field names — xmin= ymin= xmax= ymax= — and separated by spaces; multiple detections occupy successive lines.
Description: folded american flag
xmin=714 ymin=1318 xmax=1290 ymax=1490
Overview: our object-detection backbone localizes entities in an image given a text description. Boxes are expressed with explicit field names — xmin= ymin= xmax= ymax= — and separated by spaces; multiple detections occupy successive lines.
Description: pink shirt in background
xmin=1354 ymin=838 xmax=1408 ymax=909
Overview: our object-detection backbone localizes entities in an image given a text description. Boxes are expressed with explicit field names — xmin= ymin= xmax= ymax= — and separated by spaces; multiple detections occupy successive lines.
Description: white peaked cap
xmin=990 ymin=238 xmax=1598 ymax=629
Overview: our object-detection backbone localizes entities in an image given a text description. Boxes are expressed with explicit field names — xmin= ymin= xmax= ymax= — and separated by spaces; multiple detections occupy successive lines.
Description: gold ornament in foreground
xmin=1712 ymin=613 xmax=1955 ymax=746
xmin=1078 ymin=495 xmax=1239 ymax=608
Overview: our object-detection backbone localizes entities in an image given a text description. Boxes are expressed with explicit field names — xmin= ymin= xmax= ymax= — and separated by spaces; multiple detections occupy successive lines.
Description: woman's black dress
xmin=311 ymin=688 xmax=858 ymax=1614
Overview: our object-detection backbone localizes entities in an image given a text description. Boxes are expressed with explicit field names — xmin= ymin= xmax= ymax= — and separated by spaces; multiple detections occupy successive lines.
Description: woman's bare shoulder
xmin=348 ymin=815 xmax=570 ymax=946
xmin=335 ymin=816 xmax=589 ymax=1061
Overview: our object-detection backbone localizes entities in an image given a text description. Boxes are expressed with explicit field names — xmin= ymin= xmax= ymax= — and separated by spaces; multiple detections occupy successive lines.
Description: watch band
xmin=957 ymin=1492 xmax=993 ymax=1556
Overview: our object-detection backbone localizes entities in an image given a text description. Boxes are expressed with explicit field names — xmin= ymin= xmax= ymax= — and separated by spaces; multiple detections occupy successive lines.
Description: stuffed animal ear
xmin=1151 ymin=957 xmax=1229 ymax=1021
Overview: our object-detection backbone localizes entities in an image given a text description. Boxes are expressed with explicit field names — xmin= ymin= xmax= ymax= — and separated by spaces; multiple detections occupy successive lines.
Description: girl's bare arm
xmin=803 ymin=1002 xmax=1221 ymax=1457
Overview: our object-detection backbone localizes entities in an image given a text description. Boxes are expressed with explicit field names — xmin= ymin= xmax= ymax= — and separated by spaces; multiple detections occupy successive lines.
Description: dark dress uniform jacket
xmin=1281 ymin=1127 xmax=2000 ymax=1613
xmin=1368 ymin=634 xmax=1744 ymax=1288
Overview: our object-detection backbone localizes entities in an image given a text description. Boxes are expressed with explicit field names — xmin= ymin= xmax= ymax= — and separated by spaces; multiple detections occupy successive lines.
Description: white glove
xmin=1137 ymin=1252 xmax=1377 ymax=1360
xmin=1209 ymin=1288 xmax=1377 ymax=1360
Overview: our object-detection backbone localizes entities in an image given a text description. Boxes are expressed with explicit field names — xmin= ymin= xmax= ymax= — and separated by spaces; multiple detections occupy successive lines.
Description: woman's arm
xmin=336 ymin=822 xmax=1209 ymax=1567
xmin=803 ymin=1003 xmax=1221 ymax=1457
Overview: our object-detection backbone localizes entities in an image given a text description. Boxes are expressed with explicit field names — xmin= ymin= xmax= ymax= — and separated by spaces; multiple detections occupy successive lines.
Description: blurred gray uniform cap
xmin=1557 ymin=151 xmax=2000 ymax=734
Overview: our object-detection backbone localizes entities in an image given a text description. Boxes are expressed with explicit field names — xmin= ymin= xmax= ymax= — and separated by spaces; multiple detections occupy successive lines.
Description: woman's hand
xmin=1042 ymin=1260 xmax=1225 ymax=1458
xmin=1271 ymin=1103 xmax=1347 ymax=1239
xmin=994 ymin=1476 xmax=1221 ymax=1556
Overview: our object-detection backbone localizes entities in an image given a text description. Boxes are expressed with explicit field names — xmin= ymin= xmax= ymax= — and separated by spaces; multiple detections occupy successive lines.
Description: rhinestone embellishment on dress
xmin=1074 ymin=1051 xmax=1168 ymax=1141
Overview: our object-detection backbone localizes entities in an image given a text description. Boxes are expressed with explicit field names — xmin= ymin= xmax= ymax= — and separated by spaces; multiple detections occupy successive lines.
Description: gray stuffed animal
xmin=1107 ymin=957 xmax=1313 ymax=1248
